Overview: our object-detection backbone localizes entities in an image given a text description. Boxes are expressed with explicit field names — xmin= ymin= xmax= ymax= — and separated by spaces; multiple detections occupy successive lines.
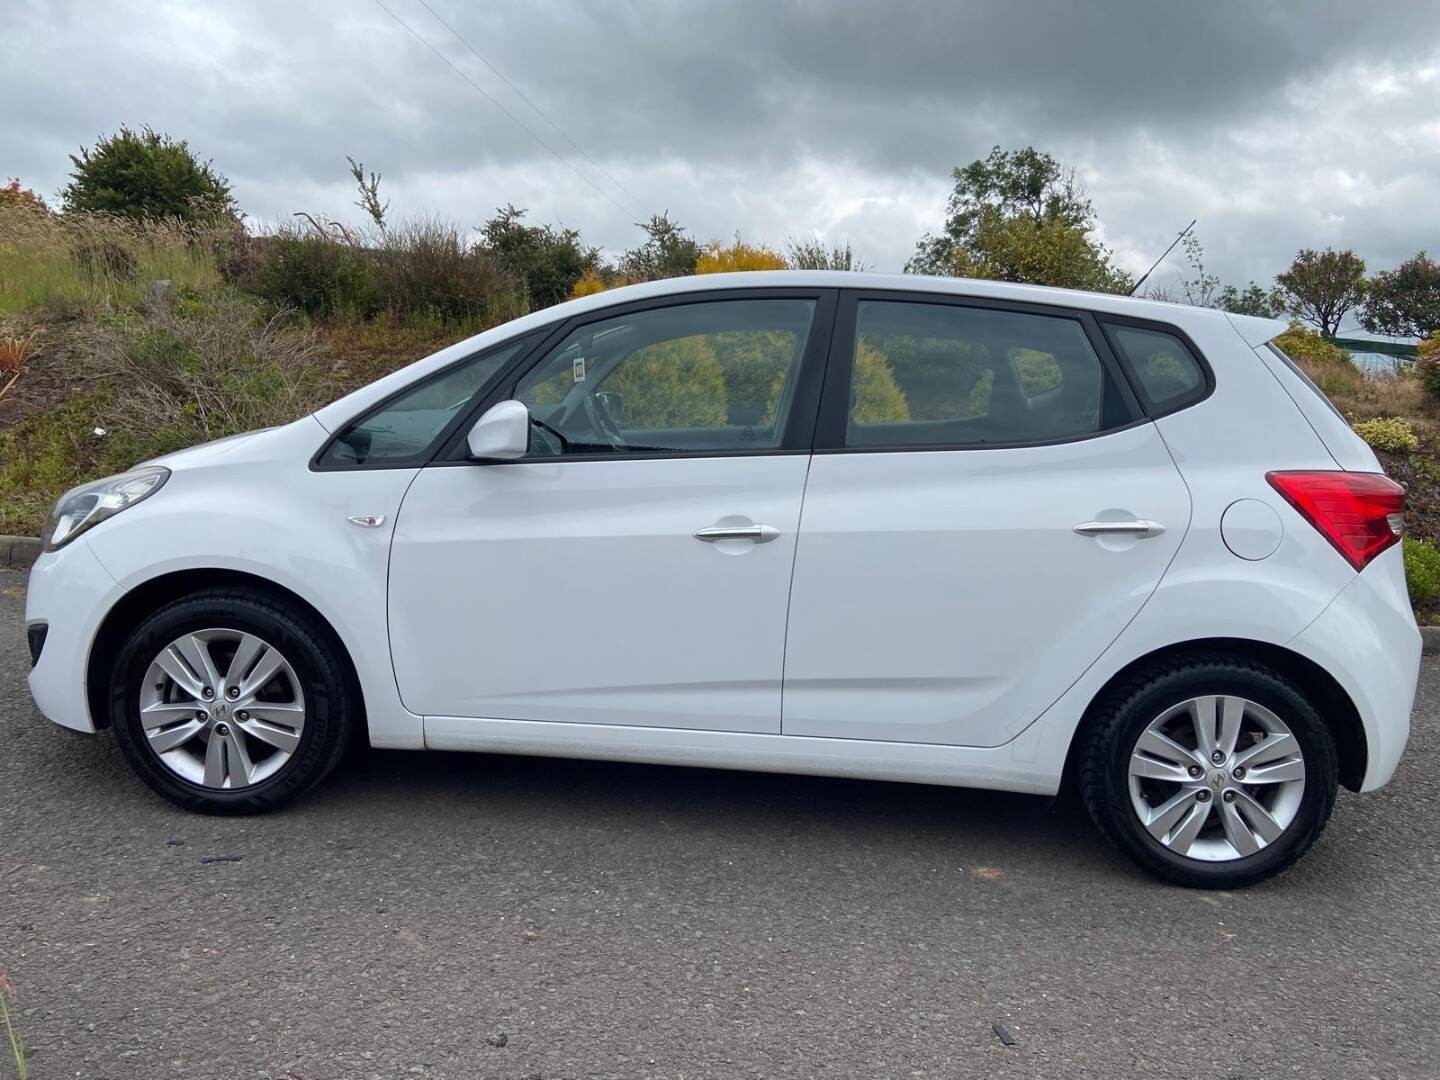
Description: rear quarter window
xmin=1105 ymin=323 xmax=1209 ymax=413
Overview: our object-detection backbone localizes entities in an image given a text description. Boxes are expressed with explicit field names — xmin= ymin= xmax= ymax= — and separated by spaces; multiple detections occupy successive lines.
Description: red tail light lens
xmin=1266 ymin=471 xmax=1406 ymax=570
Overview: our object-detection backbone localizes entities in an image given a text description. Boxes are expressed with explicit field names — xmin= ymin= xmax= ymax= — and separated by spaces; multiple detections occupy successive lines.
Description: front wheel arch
xmin=86 ymin=568 xmax=366 ymax=741
xmin=1060 ymin=637 xmax=1367 ymax=797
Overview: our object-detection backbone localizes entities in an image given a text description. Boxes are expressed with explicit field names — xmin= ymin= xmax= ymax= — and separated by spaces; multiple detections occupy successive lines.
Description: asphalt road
xmin=2 ymin=568 xmax=1437 ymax=1080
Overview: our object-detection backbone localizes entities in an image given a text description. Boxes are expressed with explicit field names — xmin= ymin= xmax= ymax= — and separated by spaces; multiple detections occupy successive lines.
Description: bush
xmin=1273 ymin=323 xmax=1364 ymax=398
xmin=696 ymin=238 xmax=788 ymax=274
xmin=1352 ymin=417 xmax=1419 ymax=453
xmin=1404 ymin=538 xmax=1440 ymax=606
xmin=479 ymin=205 xmax=597 ymax=311
xmin=239 ymin=227 xmax=380 ymax=320
xmin=377 ymin=218 xmax=524 ymax=327
xmin=711 ymin=330 xmax=794 ymax=425
xmin=850 ymin=341 xmax=910 ymax=423
xmin=604 ymin=336 xmax=728 ymax=428
xmin=60 ymin=126 xmax=236 ymax=223
xmin=0 ymin=179 xmax=49 ymax=216
xmin=1272 ymin=324 xmax=1351 ymax=367
xmin=1415 ymin=332 xmax=1440 ymax=404
xmin=235 ymin=219 xmax=527 ymax=328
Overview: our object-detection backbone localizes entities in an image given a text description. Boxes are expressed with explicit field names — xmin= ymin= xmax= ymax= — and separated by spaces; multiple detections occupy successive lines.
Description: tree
xmin=60 ymin=126 xmax=236 ymax=222
xmin=941 ymin=211 xmax=1132 ymax=293
xmin=1274 ymin=248 xmax=1366 ymax=338
xmin=618 ymin=213 xmax=700 ymax=282
xmin=1361 ymin=252 xmax=1440 ymax=339
xmin=907 ymin=146 xmax=1130 ymax=293
xmin=479 ymin=205 xmax=598 ymax=310
xmin=695 ymin=236 xmax=787 ymax=274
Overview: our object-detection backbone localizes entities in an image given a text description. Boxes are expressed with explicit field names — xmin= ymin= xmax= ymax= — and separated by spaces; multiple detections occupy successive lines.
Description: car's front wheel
xmin=108 ymin=588 xmax=356 ymax=813
xmin=1080 ymin=655 xmax=1338 ymax=888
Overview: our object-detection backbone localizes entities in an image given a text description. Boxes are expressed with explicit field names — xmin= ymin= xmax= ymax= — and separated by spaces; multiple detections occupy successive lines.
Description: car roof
xmin=314 ymin=270 xmax=1288 ymax=432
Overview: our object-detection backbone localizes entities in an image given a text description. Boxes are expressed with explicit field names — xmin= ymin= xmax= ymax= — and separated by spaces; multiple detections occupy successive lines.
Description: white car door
xmin=782 ymin=294 xmax=1192 ymax=747
xmin=388 ymin=291 xmax=835 ymax=734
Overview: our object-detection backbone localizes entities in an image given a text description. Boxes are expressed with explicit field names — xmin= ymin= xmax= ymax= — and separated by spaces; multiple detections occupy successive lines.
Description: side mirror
xmin=466 ymin=400 xmax=530 ymax=460
xmin=593 ymin=391 xmax=625 ymax=426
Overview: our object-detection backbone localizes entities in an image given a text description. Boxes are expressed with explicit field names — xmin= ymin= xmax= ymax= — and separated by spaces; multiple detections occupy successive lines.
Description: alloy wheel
xmin=138 ymin=628 xmax=307 ymax=790
xmin=1127 ymin=695 xmax=1306 ymax=862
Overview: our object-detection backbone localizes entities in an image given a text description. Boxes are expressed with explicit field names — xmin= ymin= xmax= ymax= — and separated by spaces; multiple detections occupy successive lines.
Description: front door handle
xmin=693 ymin=524 xmax=781 ymax=544
xmin=1073 ymin=519 xmax=1166 ymax=538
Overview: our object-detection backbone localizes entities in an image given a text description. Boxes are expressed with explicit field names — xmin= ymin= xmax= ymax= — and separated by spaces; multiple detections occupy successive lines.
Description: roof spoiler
xmin=1225 ymin=312 xmax=1290 ymax=348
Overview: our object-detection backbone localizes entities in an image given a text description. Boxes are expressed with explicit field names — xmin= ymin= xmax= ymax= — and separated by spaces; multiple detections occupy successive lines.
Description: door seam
xmin=778 ymin=452 xmax=815 ymax=735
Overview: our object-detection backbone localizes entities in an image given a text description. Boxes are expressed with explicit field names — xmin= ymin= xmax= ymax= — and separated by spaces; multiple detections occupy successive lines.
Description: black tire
xmin=1079 ymin=654 xmax=1338 ymax=889
xmin=108 ymin=588 xmax=356 ymax=814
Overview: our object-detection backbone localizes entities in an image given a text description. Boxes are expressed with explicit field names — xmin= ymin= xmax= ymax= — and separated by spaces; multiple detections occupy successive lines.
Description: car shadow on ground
xmin=315 ymin=740 xmax=1119 ymax=868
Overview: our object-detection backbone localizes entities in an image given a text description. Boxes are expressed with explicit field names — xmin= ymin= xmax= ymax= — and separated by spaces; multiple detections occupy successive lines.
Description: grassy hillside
xmin=2 ymin=205 xmax=1438 ymax=615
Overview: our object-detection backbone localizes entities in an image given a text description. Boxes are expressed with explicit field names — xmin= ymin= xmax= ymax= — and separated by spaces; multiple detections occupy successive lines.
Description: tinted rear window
xmin=1105 ymin=324 xmax=1207 ymax=411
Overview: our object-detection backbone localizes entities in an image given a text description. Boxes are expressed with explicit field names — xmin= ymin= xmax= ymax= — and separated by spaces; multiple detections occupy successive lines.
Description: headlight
xmin=42 ymin=466 xmax=170 ymax=551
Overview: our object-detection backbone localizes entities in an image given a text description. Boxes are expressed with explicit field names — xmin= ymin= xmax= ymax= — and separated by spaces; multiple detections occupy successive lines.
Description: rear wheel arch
xmin=86 ymin=568 xmax=366 ymax=739
xmin=1061 ymin=637 xmax=1367 ymax=795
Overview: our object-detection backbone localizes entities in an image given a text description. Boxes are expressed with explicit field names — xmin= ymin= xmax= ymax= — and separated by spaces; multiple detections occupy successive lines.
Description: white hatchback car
xmin=25 ymin=272 xmax=1419 ymax=887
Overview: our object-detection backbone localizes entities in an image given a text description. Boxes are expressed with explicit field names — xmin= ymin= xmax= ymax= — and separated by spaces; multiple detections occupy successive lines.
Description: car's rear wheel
xmin=1080 ymin=655 xmax=1338 ymax=888
xmin=109 ymin=588 xmax=355 ymax=813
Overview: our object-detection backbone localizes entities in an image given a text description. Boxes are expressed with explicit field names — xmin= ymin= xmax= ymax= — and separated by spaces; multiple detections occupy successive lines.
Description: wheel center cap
xmin=1208 ymin=770 xmax=1226 ymax=792
xmin=212 ymin=702 xmax=229 ymax=722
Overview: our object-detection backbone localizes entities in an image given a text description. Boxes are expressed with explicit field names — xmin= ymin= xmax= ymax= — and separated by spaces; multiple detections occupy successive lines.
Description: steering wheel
xmin=583 ymin=392 xmax=625 ymax=451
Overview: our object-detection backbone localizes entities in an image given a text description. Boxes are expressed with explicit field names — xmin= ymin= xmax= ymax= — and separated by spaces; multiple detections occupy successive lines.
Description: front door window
xmin=514 ymin=298 xmax=818 ymax=456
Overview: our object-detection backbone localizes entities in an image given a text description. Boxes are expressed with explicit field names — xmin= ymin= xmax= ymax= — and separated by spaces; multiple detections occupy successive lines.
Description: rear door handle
xmin=1073 ymin=519 xmax=1166 ymax=538
xmin=693 ymin=524 xmax=781 ymax=544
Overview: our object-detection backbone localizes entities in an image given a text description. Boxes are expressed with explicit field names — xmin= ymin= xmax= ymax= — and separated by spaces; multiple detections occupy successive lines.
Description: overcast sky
xmin=6 ymin=0 xmax=1439 ymax=300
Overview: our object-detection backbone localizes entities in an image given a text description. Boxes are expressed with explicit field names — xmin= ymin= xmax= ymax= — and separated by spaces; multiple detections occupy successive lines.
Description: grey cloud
xmin=4 ymin=0 xmax=1439 ymax=281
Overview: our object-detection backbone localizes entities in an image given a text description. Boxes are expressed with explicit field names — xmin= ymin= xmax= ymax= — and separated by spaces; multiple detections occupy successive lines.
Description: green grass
xmin=0 ymin=238 xmax=219 ymax=315
xmin=0 ymin=392 xmax=193 ymax=534
xmin=0 ymin=209 xmax=222 ymax=317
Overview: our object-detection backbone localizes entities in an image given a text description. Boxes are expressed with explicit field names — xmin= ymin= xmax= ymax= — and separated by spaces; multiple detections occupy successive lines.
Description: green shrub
xmin=233 ymin=219 xmax=526 ymax=327
xmin=60 ymin=125 xmax=236 ymax=223
xmin=1404 ymin=538 xmax=1440 ymax=606
xmin=240 ymin=229 xmax=381 ymax=320
xmin=850 ymin=341 xmax=910 ymax=423
xmin=1415 ymin=353 xmax=1440 ymax=405
xmin=604 ymin=336 xmax=728 ymax=428
xmin=377 ymin=219 xmax=525 ymax=327
xmin=479 ymin=205 xmax=598 ymax=310
xmin=1353 ymin=417 xmax=1419 ymax=453
xmin=711 ymin=330 xmax=796 ymax=425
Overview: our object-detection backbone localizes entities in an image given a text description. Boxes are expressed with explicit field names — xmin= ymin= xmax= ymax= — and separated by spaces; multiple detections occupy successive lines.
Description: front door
xmin=389 ymin=291 xmax=834 ymax=733
xmin=782 ymin=293 xmax=1191 ymax=747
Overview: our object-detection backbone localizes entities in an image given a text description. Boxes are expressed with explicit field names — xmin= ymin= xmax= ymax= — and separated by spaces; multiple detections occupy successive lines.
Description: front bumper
xmin=25 ymin=539 xmax=122 ymax=734
xmin=1288 ymin=543 xmax=1420 ymax=791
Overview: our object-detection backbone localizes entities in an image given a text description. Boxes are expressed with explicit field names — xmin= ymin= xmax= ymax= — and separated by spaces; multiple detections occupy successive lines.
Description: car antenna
xmin=1129 ymin=219 xmax=1197 ymax=297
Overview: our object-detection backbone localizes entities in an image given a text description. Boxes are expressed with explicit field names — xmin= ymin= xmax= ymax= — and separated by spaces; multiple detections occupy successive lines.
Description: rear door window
xmin=840 ymin=299 xmax=1134 ymax=449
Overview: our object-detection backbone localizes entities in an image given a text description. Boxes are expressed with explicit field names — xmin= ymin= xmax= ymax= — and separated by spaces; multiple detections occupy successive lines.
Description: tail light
xmin=1266 ymin=471 xmax=1406 ymax=570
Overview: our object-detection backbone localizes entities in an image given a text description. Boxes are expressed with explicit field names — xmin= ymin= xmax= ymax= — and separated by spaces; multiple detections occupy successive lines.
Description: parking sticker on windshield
xmin=573 ymin=357 xmax=586 ymax=382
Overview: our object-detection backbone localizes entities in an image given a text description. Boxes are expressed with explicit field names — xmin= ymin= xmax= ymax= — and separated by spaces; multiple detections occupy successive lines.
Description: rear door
xmin=781 ymin=292 xmax=1191 ymax=747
